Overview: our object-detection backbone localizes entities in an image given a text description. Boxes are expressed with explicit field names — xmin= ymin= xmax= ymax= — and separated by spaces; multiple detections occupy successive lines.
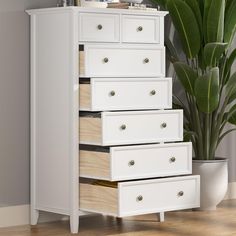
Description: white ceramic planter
xmin=192 ymin=158 xmax=228 ymax=210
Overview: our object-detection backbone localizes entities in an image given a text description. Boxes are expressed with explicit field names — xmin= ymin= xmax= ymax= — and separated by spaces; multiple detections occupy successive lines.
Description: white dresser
xmin=27 ymin=7 xmax=200 ymax=234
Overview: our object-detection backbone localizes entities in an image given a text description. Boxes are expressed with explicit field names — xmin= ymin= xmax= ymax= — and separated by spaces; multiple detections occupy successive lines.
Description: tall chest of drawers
xmin=27 ymin=7 xmax=200 ymax=234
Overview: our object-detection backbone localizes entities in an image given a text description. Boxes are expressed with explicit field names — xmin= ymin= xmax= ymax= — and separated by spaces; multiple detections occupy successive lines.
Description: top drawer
xmin=122 ymin=15 xmax=162 ymax=44
xmin=79 ymin=13 xmax=120 ymax=42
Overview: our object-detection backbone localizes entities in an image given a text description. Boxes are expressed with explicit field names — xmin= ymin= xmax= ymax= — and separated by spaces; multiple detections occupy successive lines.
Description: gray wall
xmin=0 ymin=1 xmax=235 ymax=208
xmin=0 ymin=0 xmax=57 ymax=207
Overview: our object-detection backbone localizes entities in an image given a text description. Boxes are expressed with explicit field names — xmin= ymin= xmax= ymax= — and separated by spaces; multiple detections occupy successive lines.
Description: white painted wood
xmin=80 ymin=110 xmax=183 ymax=145
xmin=81 ymin=77 xmax=172 ymax=111
xmin=159 ymin=212 xmax=165 ymax=222
xmin=82 ymin=44 xmax=165 ymax=77
xmin=80 ymin=175 xmax=200 ymax=217
xmin=118 ymin=175 xmax=200 ymax=217
xmin=122 ymin=15 xmax=161 ymax=44
xmin=27 ymin=8 xmax=79 ymax=233
xmin=27 ymin=7 xmax=169 ymax=17
xmin=79 ymin=13 xmax=120 ymax=42
xmin=80 ymin=142 xmax=192 ymax=181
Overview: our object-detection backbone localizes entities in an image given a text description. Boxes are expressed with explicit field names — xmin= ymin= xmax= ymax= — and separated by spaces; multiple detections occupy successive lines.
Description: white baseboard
xmin=224 ymin=182 xmax=236 ymax=200
xmin=0 ymin=205 xmax=68 ymax=228
xmin=0 ymin=205 xmax=29 ymax=228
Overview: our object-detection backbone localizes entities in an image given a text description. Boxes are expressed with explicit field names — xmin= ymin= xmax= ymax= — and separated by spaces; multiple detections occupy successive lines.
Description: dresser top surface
xmin=26 ymin=6 xmax=168 ymax=16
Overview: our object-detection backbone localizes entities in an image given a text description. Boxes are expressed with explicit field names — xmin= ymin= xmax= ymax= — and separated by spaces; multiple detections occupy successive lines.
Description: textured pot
xmin=192 ymin=158 xmax=228 ymax=211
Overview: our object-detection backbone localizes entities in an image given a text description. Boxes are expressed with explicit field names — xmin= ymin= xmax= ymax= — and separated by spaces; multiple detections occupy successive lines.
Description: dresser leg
xmin=31 ymin=209 xmax=39 ymax=225
xmin=70 ymin=214 xmax=79 ymax=234
xmin=158 ymin=212 xmax=165 ymax=222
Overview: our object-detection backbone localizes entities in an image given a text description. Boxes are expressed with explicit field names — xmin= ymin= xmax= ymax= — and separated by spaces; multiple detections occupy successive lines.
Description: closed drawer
xmin=79 ymin=110 xmax=183 ymax=146
xmin=79 ymin=45 xmax=165 ymax=77
xmin=122 ymin=15 xmax=162 ymax=44
xmin=80 ymin=175 xmax=200 ymax=217
xmin=80 ymin=142 xmax=192 ymax=181
xmin=80 ymin=78 xmax=172 ymax=111
xmin=79 ymin=13 xmax=119 ymax=42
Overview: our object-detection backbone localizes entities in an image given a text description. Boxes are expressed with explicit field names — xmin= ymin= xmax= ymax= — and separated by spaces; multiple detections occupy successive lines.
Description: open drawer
xmin=79 ymin=175 xmax=200 ymax=217
xmin=79 ymin=45 xmax=165 ymax=77
xmin=79 ymin=110 xmax=183 ymax=146
xmin=80 ymin=142 xmax=192 ymax=181
xmin=79 ymin=78 xmax=172 ymax=111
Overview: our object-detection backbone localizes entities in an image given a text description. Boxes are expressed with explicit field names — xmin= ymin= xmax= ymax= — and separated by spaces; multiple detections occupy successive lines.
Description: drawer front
xmin=79 ymin=13 xmax=119 ymax=42
xmin=112 ymin=143 xmax=192 ymax=180
xmin=84 ymin=46 xmax=165 ymax=77
xmin=122 ymin=15 xmax=161 ymax=44
xmin=80 ymin=78 xmax=172 ymax=111
xmin=102 ymin=110 xmax=183 ymax=145
xmin=119 ymin=176 xmax=200 ymax=217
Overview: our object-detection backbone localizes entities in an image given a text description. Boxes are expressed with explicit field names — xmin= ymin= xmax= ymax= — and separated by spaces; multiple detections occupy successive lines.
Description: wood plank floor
xmin=1 ymin=200 xmax=236 ymax=236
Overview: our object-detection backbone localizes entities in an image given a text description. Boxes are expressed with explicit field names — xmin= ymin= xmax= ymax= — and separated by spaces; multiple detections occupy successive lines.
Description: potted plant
xmin=153 ymin=0 xmax=236 ymax=210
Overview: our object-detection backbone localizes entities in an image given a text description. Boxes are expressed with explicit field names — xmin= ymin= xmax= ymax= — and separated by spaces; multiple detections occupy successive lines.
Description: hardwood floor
xmin=1 ymin=200 xmax=236 ymax=236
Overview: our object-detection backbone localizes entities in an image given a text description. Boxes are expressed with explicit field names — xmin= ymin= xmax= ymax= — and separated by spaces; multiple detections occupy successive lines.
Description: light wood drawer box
xmin=80 ymin=78 xmax=172 ymax=111
xmin=79 ymin=13 xmax=119 ymax=42
xmin=80 ymin=142 xmax=192 ymax=181
xmin=79 ymin=110 xmax=183 ymax=146
xmin=79 ymin=45 xmax=165 ymax=77
xmin=80 ymin=175 xmax=200 ymax=217
xmin=122 ymin=15 xmax=162 ymax=44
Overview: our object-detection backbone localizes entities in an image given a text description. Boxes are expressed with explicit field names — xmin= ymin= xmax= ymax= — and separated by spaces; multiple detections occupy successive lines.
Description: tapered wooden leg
xmin=70 ymin=214 xmax=79 ymax=234
xmin=158 ymin=212 xmax=165 ymax=222
xmin=31 ymin=209 xmax=39 ymax=225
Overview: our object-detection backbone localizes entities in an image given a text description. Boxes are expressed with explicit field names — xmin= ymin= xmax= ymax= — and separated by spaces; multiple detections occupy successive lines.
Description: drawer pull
xmin=137 ymin=26 xmax=143 ymax=32
xmin=143 ymin=58 xmax=150 ymax=64
xmin=120 ymin=124 xmax=127 ymax=130
xmin=136 ymin=195 xmax=143 ymax=202
xmin=178 ymin=191 xmax=184 ymax=197
xmin=110 ymin=90 xmax=116 ymax=96
xmin=97 ymin=24 xmax=103 ymax=30
xmin=150 ymin=90 xmax=156 ymax=96
xmin=128 ymin=160 xmax=135 ymax=166
xmin=170 ymin=157 xmax=176 ymax=163
xmin=161 ymin=122 xmax=167 ymax=128
xmin=103 ymin=57 xmax=109 ymax=63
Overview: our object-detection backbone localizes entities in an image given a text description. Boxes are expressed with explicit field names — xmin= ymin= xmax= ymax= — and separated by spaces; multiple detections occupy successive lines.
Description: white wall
xmin=0 ymin=0 xmax=57 ymax=207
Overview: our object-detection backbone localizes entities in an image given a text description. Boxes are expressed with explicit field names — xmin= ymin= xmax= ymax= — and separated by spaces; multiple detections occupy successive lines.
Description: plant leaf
xmin=204 ymin=43 xmax=227 ymax=67
xmin=166 ymin=0 xmax=201 ymax=58
xmin=183 ymin=0 xmax=203 ymax=39
xmin=224 ymin=0 xmax=236 ymax=45
xmin=194 ymin=67 xmax=220 ymax=113
xmin=203 ymin=0 xmax=213 ymax=42
xmin=226 ymin=72 xmax=236 ymax=103
xmin=165 ymin=38 xmax=179 ymax=63
xmin=173 ymin=62 xmax=197 ymax=95
xmin=207 ymin=0 xmax=225 ymax=43
xmin=228 ymin=104 xmax=236 ymax=125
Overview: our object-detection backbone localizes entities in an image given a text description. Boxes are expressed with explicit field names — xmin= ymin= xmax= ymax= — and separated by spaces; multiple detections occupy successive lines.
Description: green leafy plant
xmin=153 ymin=0 xmax=236 ymax=160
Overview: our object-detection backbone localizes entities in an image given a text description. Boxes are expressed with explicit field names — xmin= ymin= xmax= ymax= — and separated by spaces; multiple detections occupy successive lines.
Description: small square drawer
xmin=79 ymin=13 xmax=119 ymax=42
xmin=79 ymin=110 xmax=183 ymax=146
xmin=122 ymin=15 xmax=162 ymax=44
xmin=79 ymin=45 xmax=165 ymax=77
xmin=80 ymin=142 xmax=192 ymax=181
xmin=80 ymin=176 xmax=200 ymax=217
xmin=79 ymin=78 xmax=172 ymax=111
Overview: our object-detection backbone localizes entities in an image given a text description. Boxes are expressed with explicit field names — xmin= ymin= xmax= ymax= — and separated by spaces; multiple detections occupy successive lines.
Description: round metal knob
xmin=103 ymin=57 xmax=109 ymax=63
xmin=137 ymin=26 xmax=143 ymax=32
xmin=128 ymin=160 xmax=135 ymax=166
xmin=97 ymin=24 xmax=103 ymax=30
xmin=161 ymin=122 xmax=167 ymax=128
xmin=136 ymin=195 xmax=143 ymax=202
xmin=178 ymin=191 xmax=184 ymax=197
xmin=120 ymin=124 xmax=126 ymax=130
xmin=150 ymin=90 xmax=156 ymax=96
xmin=170 ymin=157 xmax=176 ymax=163
xmin=144 ymin=58 xmax=149 ymax=64
xmin=110 ymin=90 xmax=116 ymax=96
